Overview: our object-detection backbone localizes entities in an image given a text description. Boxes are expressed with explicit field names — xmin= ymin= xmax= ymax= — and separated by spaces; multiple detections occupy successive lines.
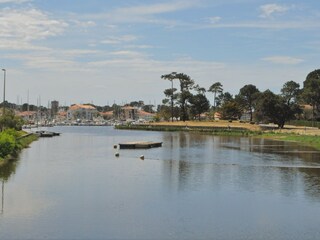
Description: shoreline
xmin=0 ymin=132 xmax=39 ymax=167
xmin=116 ymin=120 xmax=320 ymax=150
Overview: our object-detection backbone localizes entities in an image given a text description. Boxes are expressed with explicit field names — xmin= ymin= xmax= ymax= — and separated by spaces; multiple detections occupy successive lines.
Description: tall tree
xmin=208 ymin=82 xmax=223 ymax=109
xmin=220 ymin=101 xmax=242 ymax=120
xmin=238 ymin=84 xmax=260 ymax=122
xmin=302 ymin=69 xmax=320 ymax=122
xmin=281 ymin=80 xmax=301 ymax=105
xmin=161 ymin=72 xmax=178 ymax=122
xmin=190 ymin=87 xmax=210 ymax=120
xmin=162 ymin=72 xmax=194 ymax=121
xmin=177 ymin=73 xmax=195 ymax=121
xmin=255 ymin=90 xmax=301 ymax=128
xmin=216 ymin=92 xmax=233 ymax=107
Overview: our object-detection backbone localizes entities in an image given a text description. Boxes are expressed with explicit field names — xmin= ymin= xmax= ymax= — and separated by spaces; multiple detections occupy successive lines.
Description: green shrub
xmin=0 ymin=132 xmax=16 ymax=158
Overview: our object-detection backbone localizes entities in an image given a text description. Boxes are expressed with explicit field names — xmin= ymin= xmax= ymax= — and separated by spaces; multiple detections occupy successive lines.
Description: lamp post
xmin=2 ymin=69 xmax=5 ymax=116
xmin=170 ymin=78 xmax=173 ymax=122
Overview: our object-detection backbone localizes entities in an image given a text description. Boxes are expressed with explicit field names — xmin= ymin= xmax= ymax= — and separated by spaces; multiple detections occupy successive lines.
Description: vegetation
xmin=158 ymin=69 xmax=320 ymax=129
xmin=237 ymin=84 xmax=260 ymax=122
xmin=0 ymin=110 xmax=24 ymax=131
xmin=0 ymin=112 xmax=37 ymax=164
xmin=262 ymin=132 xmax=320 ymax=150
xmin=0 ymin=129 xmax=38 ymax=163
xmin=208 ymin=82 xmax=223 ymax=109
xmin=302 ymin=69 xmax=320 ymax=121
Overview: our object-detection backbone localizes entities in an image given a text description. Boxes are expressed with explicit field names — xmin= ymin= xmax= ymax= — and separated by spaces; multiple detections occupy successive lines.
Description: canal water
xmin=1 ymin=126 xmax=320 ymax=239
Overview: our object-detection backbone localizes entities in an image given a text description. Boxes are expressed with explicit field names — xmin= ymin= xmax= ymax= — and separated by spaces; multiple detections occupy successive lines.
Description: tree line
xmin=159 ymin=69 xmax=320 ymax=128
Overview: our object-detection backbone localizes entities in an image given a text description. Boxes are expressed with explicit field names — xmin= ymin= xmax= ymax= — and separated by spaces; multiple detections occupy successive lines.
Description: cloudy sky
xmin=0 ymin=0 xmax=319 ymax=106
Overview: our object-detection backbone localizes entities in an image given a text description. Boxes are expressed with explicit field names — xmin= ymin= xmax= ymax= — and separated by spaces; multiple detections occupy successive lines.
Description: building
xmin=120 ymin=106 xmax=138 ymax=121
xmin=67 ymin=104 xmax=98 ymax=121
xmin=51 ymin=100 xmax=59 ymax=117
xmin=17 ymin=111 xmax=37 ymax=123
xmin=138 ymin=110 xmax=155 ymax=122
xmin=101 ymin=111 xmax=114 ymax=120
xmin=214 ymin=112 xmax=221 ymax=120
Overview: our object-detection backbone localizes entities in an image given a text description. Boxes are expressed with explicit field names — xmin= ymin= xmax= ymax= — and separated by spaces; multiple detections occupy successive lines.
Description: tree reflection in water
xmin=0 ymin=159 xmax=19 ymax=214
xmin=161 ymin=132 xmax=320 ymax=201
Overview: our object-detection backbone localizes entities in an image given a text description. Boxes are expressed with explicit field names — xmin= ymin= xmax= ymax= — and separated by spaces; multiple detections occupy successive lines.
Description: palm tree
xmin=208 ymin=82 xmax=223 ymax=109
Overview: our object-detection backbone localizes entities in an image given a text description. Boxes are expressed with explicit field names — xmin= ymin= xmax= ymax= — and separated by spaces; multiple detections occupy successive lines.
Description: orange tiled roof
xmin=138 ymin=110 xmax=155 ymax=116
xmin=214 ymin=112 xmax=221 ymax=118
xmin=69 ymin=104 xmax=96 ymax=110
xmin=121 ymin=106 xmax=137 ymax=110
xmin=101 ymin=111 xmax=113 ymax=116
xmin=17 ymin=111 xmax=36 ymax=117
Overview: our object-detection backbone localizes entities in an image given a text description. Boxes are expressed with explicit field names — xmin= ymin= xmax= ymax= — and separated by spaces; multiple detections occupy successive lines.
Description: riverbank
xmin=0 ymin=131 xmax=39 ymax=167
xmin=116 ymin=120 xmax=320 ymax=149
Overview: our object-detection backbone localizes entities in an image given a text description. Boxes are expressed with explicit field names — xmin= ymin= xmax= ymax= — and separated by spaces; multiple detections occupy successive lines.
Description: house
xmin=214 ymin=112 xmax=221 ymax=120
xmin=67 ymin=104 xmax=98 ymax=121
xmin=138 ymin=110 xmax=155 ymax=122
xmin=240 ymin=112 xmax=251 ymax=122
xmin=300 ymin=104 xmax=313 ymax=120
xmin=101 ymin=111 xmax=114 ymax=120
xmin=120 ymin=106 xmax=138 ymax=121
xmin=56 ymin=111 xmax=67 ymax=123
xmin=17 ymin=111 xmax=37 ymax=123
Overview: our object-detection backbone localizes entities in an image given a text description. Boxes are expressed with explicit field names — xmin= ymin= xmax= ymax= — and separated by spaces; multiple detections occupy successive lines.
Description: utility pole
xmin=2 ymin=69 xmax=6 ymax=116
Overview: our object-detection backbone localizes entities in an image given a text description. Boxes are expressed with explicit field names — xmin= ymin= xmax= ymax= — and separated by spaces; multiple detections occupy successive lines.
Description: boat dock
xmin=35 ymin=130 xmax=61 ymax=137
xmin=119 ymin=141 xmax=162 ymax=149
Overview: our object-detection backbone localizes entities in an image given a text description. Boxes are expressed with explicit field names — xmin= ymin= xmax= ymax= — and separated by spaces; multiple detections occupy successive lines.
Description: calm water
xmin=1 ymin=126 xmax=320 ymax=239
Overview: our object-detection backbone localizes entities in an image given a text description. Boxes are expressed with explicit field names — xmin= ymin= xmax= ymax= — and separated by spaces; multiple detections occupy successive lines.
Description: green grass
xmin=115 ymin=124 xmax=261 ymax=136
xmin=261 ymin=132 xmax=320 ymax=150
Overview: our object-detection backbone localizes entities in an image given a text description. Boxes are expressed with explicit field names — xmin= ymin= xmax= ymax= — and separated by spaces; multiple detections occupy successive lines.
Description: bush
xmin=0 ymin=111 xmax=25 ymax=131
xmin=0 ymin=132 xmax=16 ymax=158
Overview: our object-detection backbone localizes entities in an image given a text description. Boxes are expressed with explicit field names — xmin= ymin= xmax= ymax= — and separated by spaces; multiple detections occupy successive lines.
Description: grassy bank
xmin=262 ymin=132 xmax=320 ymax=150
xmin=0 ymin=130 xmax=38 ymax=166
xmin=116 ymin=121 xmax=320 ymax=150
xmin=115 ymin=123 xmax=260 ymax=136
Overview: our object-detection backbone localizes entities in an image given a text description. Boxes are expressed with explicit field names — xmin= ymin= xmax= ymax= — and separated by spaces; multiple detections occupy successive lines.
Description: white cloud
xmin=259 ymin=4 xmax=290 ymax=18
xmin=72 ymin=20 xmax=96 ymax=28
xmin=86 ymin=0 xmax=200 ymax=26
xmin=0 ymin=39 xmax=49 ymax=50
xmin=262 ymin=56 xmax=304 ymax=65
xmin=101 ymin=35 xmax=138 ymax=45
xmin=0 ymin=8 xmax=67 ymax=43
xmin=113 ymin=1 xmax=197 ymax=16
xmin=0 ymin=0 xmax=31 ymax=3
xmin=208 ymin=16 xmax=221 ymax=24
xmin=203 ymin=20 xmax=320 ymax=30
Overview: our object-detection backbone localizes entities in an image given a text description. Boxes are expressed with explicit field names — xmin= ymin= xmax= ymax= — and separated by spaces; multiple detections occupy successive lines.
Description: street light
xmin=2 ymin=69 xmax=5 ymax=115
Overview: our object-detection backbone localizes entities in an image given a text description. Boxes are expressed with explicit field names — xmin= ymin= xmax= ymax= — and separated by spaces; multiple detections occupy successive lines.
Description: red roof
xmin=101 ymin=111 xmax=113 ymax=116
xmin=121 ymin=106 xmax=137 ymax=110
xmin=17 ymin=111 xmax=36 ymax=117
xmin=69 ymin=104 xmax=96 ymax=110
xmin=138 ymin=110 xmax=155 ymax=116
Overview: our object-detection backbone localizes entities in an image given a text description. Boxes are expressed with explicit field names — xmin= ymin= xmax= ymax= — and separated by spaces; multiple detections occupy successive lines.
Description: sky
xmin=0 ymin=0 xmax=320 ymax=107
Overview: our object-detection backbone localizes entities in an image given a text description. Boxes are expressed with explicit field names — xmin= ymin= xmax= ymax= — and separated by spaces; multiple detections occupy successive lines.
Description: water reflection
xmin=0 ymin=160 xmax=18 ymax=214
xmin=1 ymin=127 xmax=320 ymax=239
xmin=161 ymin=132 xmax=320 ymax=201
xmin=1 ymin=180 xmax=3 ymax=214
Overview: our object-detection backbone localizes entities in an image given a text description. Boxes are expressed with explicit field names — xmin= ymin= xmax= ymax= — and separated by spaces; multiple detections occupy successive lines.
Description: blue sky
xmin=0 ymin=0 xmax=320 ymax=107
